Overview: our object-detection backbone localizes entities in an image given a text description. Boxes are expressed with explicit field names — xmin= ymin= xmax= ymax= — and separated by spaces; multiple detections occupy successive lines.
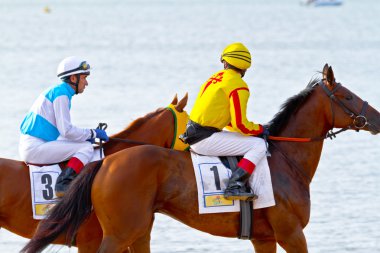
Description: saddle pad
xmin=190 ymin=151 xmax=275 ymax=214
xmin=29 ymin=165 xmax=61 ymax=219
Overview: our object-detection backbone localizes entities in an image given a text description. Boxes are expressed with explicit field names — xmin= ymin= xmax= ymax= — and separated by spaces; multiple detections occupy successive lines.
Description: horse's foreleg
xmin=126 ymin=232 xmax=151 ymax=253
xmin=275 ymin=226 xmax=308 ymax=253
xmin=128 ymin=215 xmax=155 ymax=253
xmin=97 ymin=236 xmax=129 ymax=253
xmin=252 ymin=239 xmax=277 ymax=253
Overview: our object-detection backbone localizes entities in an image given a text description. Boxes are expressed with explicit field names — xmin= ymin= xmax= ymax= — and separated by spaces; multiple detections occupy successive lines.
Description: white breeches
xmin=19 ymin=134 xmax=94 ymax=165
xmin=190 ymin=131 xmax=267 ymax=166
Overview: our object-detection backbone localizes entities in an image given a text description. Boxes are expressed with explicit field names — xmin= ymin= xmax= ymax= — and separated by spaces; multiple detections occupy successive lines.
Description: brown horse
xmin=22 ymin=64 xmax=380 ymax=253
xmin=0 ymin=94 xmax=188 ymax=252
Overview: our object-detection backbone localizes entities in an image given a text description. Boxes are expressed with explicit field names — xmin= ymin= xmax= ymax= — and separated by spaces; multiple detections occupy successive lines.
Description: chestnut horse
xmin=23 ymin=64 xmax=380 ymax=253
xmin=0 ymin=94 xmax=188 ymax=252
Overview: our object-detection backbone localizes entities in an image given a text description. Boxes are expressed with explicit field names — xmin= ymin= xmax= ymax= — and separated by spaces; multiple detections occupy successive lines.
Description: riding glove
xmin=94 ymin=129 xmax=109 ymax=141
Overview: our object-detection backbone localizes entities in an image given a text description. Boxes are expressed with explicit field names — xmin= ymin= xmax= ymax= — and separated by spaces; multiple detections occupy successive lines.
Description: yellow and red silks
xmin=190 ymin=69 xmax=263 ymax=136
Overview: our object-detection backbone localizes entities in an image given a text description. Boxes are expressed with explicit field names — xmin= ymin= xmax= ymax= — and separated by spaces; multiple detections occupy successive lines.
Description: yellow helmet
xmin=220 ymin=42 xmax=251 ymax=70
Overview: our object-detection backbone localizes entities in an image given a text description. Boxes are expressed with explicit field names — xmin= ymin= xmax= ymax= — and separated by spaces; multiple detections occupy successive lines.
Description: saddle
xmin=26 ymin=161 xmax=67 ymax=170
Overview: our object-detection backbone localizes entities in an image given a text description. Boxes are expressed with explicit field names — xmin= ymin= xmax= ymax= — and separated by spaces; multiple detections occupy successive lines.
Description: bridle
xmin=319 ymin=80 xmax=369 ymax=136
xmin=268 ymin=80 xmax=371 ymax=184
xmin=268 ymin=80 xmax=371 ymax=144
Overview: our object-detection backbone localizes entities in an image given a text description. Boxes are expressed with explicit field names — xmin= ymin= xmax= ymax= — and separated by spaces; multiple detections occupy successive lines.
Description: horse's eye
xmin=345 ymin=94 xmax=353 ymax=100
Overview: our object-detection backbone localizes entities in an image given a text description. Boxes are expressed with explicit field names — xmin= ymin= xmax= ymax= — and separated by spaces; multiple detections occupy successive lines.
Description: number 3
xmin=41 ymin=174 xmax=54 ymax=200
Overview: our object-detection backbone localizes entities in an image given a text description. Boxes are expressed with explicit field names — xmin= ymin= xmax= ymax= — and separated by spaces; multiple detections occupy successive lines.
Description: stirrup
xmin=224 ymin=191 xmax=258 ymax=201
xmin=55 ymin=180 xmax=72 ymax=198
xmin=55 ymin=190 xmax=65 ymax=198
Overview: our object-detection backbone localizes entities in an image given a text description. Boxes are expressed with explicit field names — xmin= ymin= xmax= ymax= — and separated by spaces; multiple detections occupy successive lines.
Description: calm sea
xmin=0 ymin=0 xmax=379 ymax=252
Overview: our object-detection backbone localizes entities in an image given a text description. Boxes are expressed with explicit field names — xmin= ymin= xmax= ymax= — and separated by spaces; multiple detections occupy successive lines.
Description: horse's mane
xmin=111 ymin=108 xmax=166 ymax=138
xmin=267 ymin=78 xmax=320 ymax=135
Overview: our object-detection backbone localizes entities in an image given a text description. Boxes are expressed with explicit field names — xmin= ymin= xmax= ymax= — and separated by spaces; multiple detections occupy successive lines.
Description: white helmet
xmin=57 ymin=56 xmax=91 ymax=79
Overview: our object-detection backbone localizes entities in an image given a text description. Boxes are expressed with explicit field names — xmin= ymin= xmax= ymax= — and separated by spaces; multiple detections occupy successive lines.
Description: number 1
xmin=210 ymin=166 xmax=221 ymax=190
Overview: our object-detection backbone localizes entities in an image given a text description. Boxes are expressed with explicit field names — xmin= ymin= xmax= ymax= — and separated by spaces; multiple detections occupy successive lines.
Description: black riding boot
xmin=224 ymin=167 xmax=257 ymax=201
xmin=55 ymin=167 xmax=77 ymax=198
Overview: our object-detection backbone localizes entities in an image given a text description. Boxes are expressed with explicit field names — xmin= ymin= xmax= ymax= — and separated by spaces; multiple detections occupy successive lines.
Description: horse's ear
xmin=322 ymin=63 xmax=329 ymax=80
xmin=171 ymin=94 xmax=178 ymax=105
xmin=175 ymin=93 xmax=188 ymax=112
xmin=322 ymin=64 xmax=336 ymax=89
xmin=325 ymin=66 xmax=336 ymax=88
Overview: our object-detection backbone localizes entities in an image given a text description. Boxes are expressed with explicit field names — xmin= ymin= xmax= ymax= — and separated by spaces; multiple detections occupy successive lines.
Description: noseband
xmin=320 ymin=81 xmax=369 ymax=133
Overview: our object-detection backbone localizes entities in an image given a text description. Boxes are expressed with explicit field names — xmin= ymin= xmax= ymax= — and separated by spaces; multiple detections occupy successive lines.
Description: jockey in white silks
xmin=19 ymin=56 xmax=109 ymax=197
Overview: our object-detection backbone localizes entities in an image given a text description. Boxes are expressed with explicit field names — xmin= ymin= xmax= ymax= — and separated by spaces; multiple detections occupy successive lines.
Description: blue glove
xmin=95 ymin=129 xmax=109 ymax=141
xmin=86 ymin=138 xmax=95 ymax=144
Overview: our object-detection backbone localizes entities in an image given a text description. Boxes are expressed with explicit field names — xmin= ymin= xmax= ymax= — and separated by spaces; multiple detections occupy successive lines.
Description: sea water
xmin=0 ymin=0 xmax=379 ymax=252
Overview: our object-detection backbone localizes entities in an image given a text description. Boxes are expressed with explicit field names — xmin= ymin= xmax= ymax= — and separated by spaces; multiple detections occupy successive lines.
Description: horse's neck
xmin=103 ymin=131 xmax=144 ymax=156
xmin=278 ymin=97 xmax=330 ymax=182
xmin=103 ymin=135 xmax=132 ymax=156
xmin=103 ymin=123 xmax=170 ymax=156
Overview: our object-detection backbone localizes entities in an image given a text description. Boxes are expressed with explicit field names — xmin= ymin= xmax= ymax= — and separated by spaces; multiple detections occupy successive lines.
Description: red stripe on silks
xmin=229 ymin=87 xmax=249 ymax=98
xmin=237 ymin=158 xmax=256 ymax=174
xmin=67 ymin=157 xmax=84 ymax=174
xmin=231 ymin=90 xmax=263 ymax=135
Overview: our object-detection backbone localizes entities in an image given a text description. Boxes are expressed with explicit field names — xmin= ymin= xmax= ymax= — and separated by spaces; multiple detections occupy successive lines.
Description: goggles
xmin=78 ymin=61 xmax=90 ymax=71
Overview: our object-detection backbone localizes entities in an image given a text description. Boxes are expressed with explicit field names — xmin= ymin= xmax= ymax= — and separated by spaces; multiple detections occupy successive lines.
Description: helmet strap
xmin=64 ymin=74 xmax=80 ymax=94
xmin=74 ymin=74 xmax=80 ymax=94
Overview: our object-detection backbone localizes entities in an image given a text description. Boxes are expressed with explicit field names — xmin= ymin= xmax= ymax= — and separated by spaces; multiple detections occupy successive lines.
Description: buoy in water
xmin=43 ymin=6 xmax=51 ymax=13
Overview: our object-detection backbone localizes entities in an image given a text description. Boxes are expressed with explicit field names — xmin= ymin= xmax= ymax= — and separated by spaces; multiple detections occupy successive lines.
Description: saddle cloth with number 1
xmin=191 ymin=151 xmax=275 ymax=214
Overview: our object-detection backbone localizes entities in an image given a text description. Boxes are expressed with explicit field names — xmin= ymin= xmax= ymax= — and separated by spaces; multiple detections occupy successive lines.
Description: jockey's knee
xmin=245 ymin=138 xmax=266 ymax=163
xmin=257 ymin=138 xmax=267 ymax=152
xmin=74 ymin=142 xmax=95 ymax=165
xmin=250 ymin=137 xmax=266 ymax=154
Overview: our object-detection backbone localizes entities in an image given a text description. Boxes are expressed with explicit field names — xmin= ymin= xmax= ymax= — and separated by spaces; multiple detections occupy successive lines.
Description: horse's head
xmin=318 ymin=64 xmax=380 ymax=135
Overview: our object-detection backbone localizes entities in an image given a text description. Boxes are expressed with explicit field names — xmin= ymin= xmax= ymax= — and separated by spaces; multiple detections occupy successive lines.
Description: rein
xmin=107 ymin=137 xmax=149 ymax=146
xmin=267 ymin=128 xmax=348 ymax=142
xmin=95 ymin=123 xmax=150 ymax=158
xmin=97 ymin=123 xmax=108 ymax=159
xmin=96 ymin=106 xmax=190 ymax=156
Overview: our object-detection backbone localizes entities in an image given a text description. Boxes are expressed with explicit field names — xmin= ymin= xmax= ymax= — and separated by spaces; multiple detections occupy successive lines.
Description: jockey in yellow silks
xmin=181 ymin=43 xmax=268 ymax=201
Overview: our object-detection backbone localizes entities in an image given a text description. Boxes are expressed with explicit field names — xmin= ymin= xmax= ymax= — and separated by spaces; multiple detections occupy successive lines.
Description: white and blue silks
xmin=19 ymin=82 xmax=95 ymax=164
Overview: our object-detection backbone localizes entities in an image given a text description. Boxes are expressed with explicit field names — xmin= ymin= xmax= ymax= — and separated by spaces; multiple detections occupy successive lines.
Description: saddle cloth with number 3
xmin=29 ymin=164 xmax=60 ymax=219
xmin=28 ymin=148 xmax=104 ymax=219
xmin=191 ymin=151 xmax=275 ymax=214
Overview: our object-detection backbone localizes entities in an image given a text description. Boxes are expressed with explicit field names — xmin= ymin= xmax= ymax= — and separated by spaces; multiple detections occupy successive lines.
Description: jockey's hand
xmin=86 ymin=138 xmax=95 ymax=144
xmin=94 ymin=129 xmax=109 ymax=141
xmin=260 ymin=125 xmax=270 ymax=139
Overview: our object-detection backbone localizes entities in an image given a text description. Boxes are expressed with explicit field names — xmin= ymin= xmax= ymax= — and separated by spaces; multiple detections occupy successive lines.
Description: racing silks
xmin=189 ymin=69 xmax=263 ymax=136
